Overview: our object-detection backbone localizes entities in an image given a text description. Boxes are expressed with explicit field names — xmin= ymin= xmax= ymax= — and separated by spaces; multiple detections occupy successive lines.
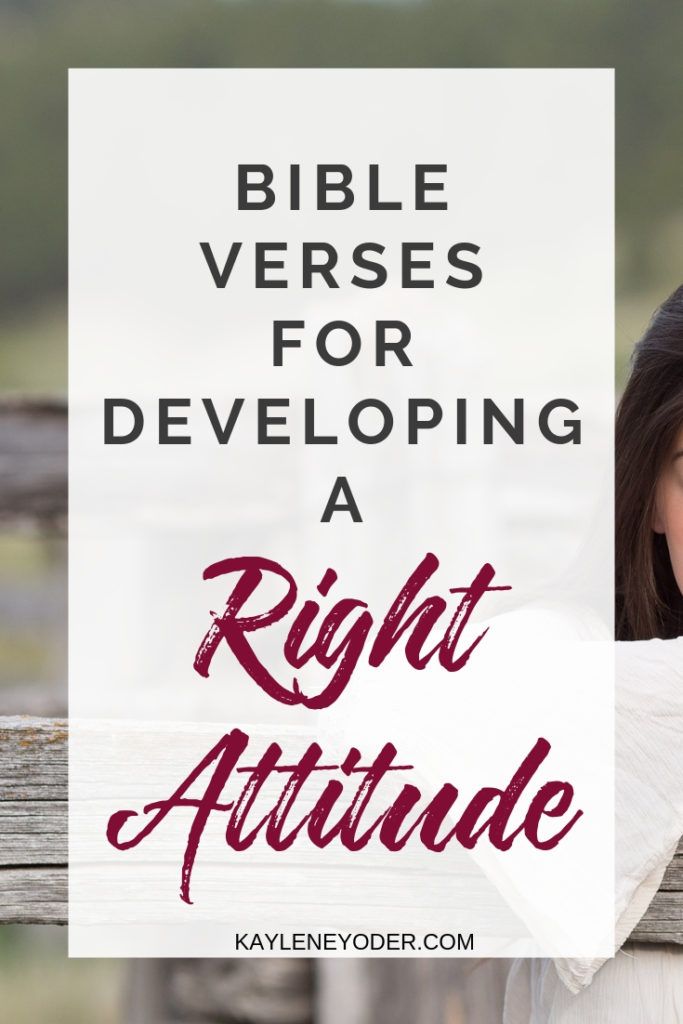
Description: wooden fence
xmin=1 ymin=397 xmax=681 ymax=1021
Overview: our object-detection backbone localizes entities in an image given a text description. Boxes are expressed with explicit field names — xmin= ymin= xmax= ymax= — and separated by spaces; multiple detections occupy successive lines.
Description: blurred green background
xmin=0 ymin=0 xmax=681 ymax=1019
xmin=2 ymin=0 xmax=683 ymax=396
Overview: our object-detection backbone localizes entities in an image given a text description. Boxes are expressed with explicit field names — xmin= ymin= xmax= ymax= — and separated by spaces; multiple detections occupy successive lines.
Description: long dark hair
xmin=616 ymin=284 xmax=683 ymax=641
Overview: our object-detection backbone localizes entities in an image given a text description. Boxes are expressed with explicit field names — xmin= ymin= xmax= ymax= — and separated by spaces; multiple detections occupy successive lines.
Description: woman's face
xmin=653 ymin=425 xmax=683 ymax=594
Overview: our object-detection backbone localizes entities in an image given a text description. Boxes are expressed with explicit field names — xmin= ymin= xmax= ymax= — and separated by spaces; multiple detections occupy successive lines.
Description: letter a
xmin=321 ymin=477 xmax=362 ymax=522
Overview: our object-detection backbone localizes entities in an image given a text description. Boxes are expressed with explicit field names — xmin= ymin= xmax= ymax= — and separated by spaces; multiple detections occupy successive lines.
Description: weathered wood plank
xmin=0 ymin=802 xmax=66 ymax=865
xmin=659 ymin=854 xmax=683 ymax=891
xmin=630 ymin=889 xmax=683 ymax=943
xmin=0 ymin=397 xmax=67 ymax=523
xmin=0 ymin=715 xmax=67 ymax=801
xmin=0 ymin=866 xmax=67 ymax=924
xmin=0 ymin=717 xmax=68 ymax=922
xmin=1 ymin=716 xmax=682 ymax=947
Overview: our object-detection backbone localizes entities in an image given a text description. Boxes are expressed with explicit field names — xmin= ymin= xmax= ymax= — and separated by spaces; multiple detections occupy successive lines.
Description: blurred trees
xmin=0 ymin=0 xmax=681 ymax=321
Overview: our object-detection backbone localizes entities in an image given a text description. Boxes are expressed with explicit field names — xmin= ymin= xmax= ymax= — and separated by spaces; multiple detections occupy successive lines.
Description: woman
xmin=504 ymin=284 xmax=683 ymax=1021
xmin=616 ymin=283 xmax=683 ymax=641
